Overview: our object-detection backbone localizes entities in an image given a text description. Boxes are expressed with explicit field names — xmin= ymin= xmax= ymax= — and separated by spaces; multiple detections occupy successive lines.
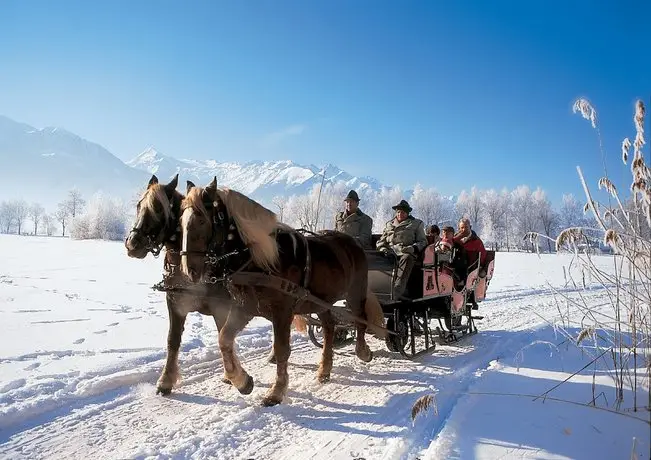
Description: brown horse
xmin=124 ymin=174 xmax=266 ymax=395
xmin=179 ymin=177 xmax=384 ymax=406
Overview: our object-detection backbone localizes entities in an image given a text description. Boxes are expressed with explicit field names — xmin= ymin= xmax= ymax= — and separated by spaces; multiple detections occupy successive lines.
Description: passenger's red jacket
xmin=454 ymin=230 xmax=487 ymax=265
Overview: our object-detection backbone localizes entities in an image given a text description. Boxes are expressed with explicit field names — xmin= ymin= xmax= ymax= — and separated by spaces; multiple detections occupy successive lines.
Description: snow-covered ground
xmin=0 ymin=234 xmax=648 ymax=459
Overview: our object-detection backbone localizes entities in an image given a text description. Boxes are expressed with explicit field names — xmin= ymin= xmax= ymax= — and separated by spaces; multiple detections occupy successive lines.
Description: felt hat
xmin=391 ymin=199 xmax=412 ymax=213
xmin=344 ymin=190 xmax=360 ymax=202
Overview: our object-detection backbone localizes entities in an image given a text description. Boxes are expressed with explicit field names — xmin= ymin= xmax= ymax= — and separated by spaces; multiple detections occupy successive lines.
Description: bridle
xmin=127 ymin=196 xmax=178 ymax=257
xmin=179 ymin=193 xmax=250 ymax=284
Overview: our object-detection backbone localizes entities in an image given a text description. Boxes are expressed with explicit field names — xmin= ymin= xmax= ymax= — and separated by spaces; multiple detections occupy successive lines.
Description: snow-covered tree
xmin=372 ymin=186 xmax=405 ymax=232
xmin=510 ymin=185 xmax=539 ymax=251
xmin=64 ymin=188 xmax=86 ymax=218
xmin=409 ymin=184 xmax=454 ymax=228
xmin=11 ymin=200 xmax=29 ymax=235
xmin=70 ymin=192 xmax=128 ymax=241
xmin=55 ymin=203 xmax=70 ymax=236
xmin=29 ymin=203 xmax=45 ymax=235
xmin=0 ymin=201 xmax=17 ymax=233
xmin=559 ymin=193 xmax=586 ymax=229
xmin=41 ymin=213 xmax=57 ymax=236
xmin=480 ymin=188 xmax=510 ymax=250
xmin=271 ymin=195 xmax=288 ymax=223
xmin=532 ymin=188 xmax=559 ymax=252
xmin=455 ymin=187 xmax=483 ymax=235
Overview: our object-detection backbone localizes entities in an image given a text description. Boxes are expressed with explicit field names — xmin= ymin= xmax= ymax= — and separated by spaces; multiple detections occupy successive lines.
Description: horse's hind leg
xmin=157 ymin=294 xmax=187 ymax=395
xmin=211 ymin=309 xmax=233 ymax=386
xmin=218 ymin=307 xmax=254 ymax=395
xmin=267 ymin=323 xmax=277 ymax=364
xmin=262 ymin=306 xmax=293 ymax=406
xmin=348 ymin=293 xmax=372 ymax=363
xmin=316 ymin=311 xmax=335 ymax=383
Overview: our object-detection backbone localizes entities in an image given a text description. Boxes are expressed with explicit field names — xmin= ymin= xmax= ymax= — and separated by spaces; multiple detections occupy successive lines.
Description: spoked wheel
xmin=307 ymin=324 xmax=355 ymax=349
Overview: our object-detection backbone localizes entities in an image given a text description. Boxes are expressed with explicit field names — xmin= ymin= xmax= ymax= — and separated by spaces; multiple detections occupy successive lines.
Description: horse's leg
xmin=316 ymin=310 xmax=335 ymax=383
xmin=218 ymin=307 xmax=254 ymax=395
xmin=262 ymin=305 xmax=293 ymax=406
xmin=349 ymin=283 xmax=373 ymax=363
xmin=211 ymin=305 xmax=233 ymax=386
xmin=157 ymin=293 xmax=187 ymax=395
xmin=266 ymin=323 xmax=277 ymax=364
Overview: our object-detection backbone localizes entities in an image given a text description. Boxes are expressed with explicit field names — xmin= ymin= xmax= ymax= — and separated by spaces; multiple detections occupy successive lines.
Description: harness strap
xmin=294 ymin=230 xmax=312 ymax=290
xmin=228 ymin=271 xmax=392 ymax=338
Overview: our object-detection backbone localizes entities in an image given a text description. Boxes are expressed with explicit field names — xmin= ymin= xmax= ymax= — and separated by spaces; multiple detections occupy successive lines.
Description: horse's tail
xmin=364 ymin=288 xmax=386 ymax=339
xmin=291 ymin=314 xmax=308 ymax=335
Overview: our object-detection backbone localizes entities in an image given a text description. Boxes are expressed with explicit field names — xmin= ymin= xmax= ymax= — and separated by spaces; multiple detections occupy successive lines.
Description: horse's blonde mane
xmin=215 ymin=187 xmax=280 ymax=272
xmin=139 ymin=184 xmax=170 ymax=223
xmin=181 ymin=188 xmax=210 ymax=221
xmin=182 ymin=186 xmax=280 ymax=272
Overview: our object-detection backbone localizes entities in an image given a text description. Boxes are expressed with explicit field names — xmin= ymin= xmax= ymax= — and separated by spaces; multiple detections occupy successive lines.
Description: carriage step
xmin=471 ymin=315 xmax=484 ymax=320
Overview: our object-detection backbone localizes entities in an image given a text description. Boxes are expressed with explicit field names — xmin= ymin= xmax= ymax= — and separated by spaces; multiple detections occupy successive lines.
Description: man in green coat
xmin=334 ymin=190 xmax=373 ymax=249
xmin=376 ymin=199 xmax=427 ymax=299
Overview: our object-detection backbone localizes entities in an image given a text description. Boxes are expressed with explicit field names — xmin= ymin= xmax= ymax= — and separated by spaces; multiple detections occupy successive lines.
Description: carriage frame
xmin=301 ymin=233 xmax=496 ymax=358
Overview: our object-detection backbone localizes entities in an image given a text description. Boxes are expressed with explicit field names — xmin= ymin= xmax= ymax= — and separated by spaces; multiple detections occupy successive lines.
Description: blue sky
xmin=0 ymin=0 xmax=648 ymax=205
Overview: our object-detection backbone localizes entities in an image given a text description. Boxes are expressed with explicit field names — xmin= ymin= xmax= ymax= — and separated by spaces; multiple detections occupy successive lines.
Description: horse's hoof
xmin=156 ymin=386 xmax=172 ymax=396
xmin=317 ymin=374 xmax=331 ymax=383
xmin=261 ymin=395 xmax=282 ymax=407
xmin=356 ymin=347 xmax=373 ymax=363
xmin=267 ymin=354 xmax=277 ymax=364
xmin=221 ymin=377 xmax=232 ymax=385
xmin=238 ymin=375 xmax=254 ymax=395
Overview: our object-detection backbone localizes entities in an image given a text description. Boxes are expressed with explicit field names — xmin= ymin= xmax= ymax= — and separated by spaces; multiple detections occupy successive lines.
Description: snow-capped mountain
xmin=126 ymin=147 xmax=386 ymax=205
xmin=0 ymin=115 xmax=389 ymax=210
xmin=0 ymin=115 xmax=149 ymax=208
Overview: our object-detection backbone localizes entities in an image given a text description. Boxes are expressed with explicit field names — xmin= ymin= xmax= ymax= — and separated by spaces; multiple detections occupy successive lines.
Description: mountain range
xmin=0 ymin=115 xmax=388 ymax=210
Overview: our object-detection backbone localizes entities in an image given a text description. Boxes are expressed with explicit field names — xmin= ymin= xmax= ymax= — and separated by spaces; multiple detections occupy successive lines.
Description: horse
xmin=124 ymin=173 xmax=273 ymax=395
xmin=178 ymin=177 xmax=385 ymax=406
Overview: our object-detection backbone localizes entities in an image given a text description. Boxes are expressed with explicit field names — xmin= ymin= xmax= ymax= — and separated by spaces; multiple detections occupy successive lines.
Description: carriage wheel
xmin=307 ymin=324 xmax=354 ymax=349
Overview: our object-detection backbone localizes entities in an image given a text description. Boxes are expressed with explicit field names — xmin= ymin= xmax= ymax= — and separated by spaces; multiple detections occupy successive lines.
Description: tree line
xmin=0 ymin=188 xmax=128 ymax=240
xmin=0 ymin=181 xmax=602 ymax=253
xmin=271 ymin=183 xmax=597 ymax=253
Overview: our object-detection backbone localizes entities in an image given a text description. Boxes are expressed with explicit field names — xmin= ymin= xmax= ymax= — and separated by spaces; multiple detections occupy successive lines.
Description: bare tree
xmin=64 ymin=188 xmax=86 ymax=218
xmin=532 ymin=188 xmax=559 ymax=252
xmin=14 ymin=200 xmax=29 ymax=235
xmin=1 ymin=201 xmax=16 ymax=233
xmin=29 ymin=203 xmax=45 ymax=235
xmin=271 ymin=195 xmax=288 ymax=223
xmin=55 ymin=203 xmax=70 ymax=236
xmin=41 ymin=213 xmax=56 ymax=236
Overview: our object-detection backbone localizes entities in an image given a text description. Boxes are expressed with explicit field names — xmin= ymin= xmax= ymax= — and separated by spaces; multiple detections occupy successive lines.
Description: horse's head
xmin=125 ymin=173 xmax=180 ymax=259
xmin=180 ymin=177 xmax=280 ymax=283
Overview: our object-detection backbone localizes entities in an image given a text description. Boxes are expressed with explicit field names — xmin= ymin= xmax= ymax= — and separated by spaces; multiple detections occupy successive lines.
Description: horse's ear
xmin=148 ymin=174 xmax=159 ymax=188
xmin=186 ymin=180 xmax=196 ymax=194
xmin=206 ymin=176 xmax=217 ymax=191
xmin=165 ymin=173 xmax=179 ymax=194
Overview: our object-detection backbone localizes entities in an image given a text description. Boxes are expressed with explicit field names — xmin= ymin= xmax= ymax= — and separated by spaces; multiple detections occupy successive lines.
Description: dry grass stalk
xmin=562 ymin=97 xmax=651 ymax=413
xmin=411 ymin=394 xmax=438 ymax=421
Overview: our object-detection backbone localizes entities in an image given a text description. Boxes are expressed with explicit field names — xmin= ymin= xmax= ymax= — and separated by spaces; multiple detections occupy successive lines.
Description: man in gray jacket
xmin=376 ymin=199 xmax=427 ymax=299
xmin=334 ymin=190 xmax=373 ymax=249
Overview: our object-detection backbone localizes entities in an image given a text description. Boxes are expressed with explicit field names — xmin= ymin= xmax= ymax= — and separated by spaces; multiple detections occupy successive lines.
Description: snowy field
xmin=0 ymin=234 xmax=649 ymax=459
